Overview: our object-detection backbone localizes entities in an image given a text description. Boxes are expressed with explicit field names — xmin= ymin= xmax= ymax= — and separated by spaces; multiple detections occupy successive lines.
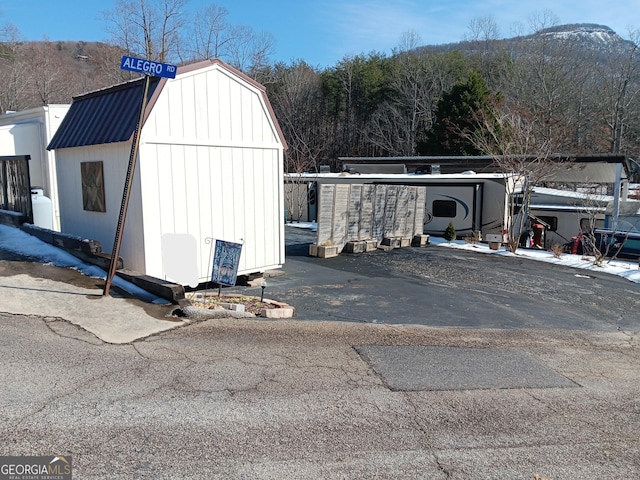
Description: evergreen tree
xmin=417 ymin=71 xmax=499 ymax=156
xmin=444 ymin=222 xmax=457 ymax=242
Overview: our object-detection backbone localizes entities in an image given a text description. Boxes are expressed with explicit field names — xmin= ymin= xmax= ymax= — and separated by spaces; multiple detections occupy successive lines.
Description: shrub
xmin=444 ymin=222 xmax=456 ymax=242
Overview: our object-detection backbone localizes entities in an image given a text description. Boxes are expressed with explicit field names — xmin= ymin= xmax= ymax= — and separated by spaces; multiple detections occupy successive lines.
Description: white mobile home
xmin=528 ymin=187 xmax=610 ymax=248
xmin=286 ymin=172 xmax=521 ymax=239
xmin=48 ymin=59 xmax=286 ymax=286
xmin=0 ymin=105 xmax=70 ymax=230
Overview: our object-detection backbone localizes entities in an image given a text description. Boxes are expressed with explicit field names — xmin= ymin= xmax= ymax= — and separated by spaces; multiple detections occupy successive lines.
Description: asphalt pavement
xmin=0 ymin=225 xmax=639 ymax=479
xmin=231 ymin=226 xmax=640 ymax=331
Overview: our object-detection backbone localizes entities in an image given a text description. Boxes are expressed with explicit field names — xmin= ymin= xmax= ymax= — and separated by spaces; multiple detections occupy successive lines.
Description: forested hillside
xmin=1 ymin=20 xmax=639 ymax=173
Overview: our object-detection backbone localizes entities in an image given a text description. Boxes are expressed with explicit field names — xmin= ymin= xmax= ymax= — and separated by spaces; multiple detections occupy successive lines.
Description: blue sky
xmin=2 ymin=0 xmax=640 ymax=68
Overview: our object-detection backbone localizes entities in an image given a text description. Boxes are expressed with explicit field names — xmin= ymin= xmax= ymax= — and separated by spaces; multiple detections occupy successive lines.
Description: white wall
xmin=139 ymin=63 xmax=285 ymax=282
xmin=0 ymin=105 xmax=70 ymax=230
xmin=0 ymin=123 xmax=43 ymax=185
xmin=55 ymin=143 xmax=146 ymax=273
xmin=139 ymin=143 xmax=282 ymax=282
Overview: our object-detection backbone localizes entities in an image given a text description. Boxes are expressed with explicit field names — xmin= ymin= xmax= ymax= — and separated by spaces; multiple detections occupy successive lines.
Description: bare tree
xmin=396 ymin=29 xmax=421 ymax=54
xmin=225 ymin=24 xmax=275 ymax=75
xmin=87 ymin=42 xmax=133 ymax=86
xmin=269 ymin=61 xmax=325 ymax=173
xmin=0 ymin=20 xmax=20 ymax=44
xmin=268 ymin=61 xmax=326 ymax=221
xmin=186 ymin=3 xmax=230 ymax=60
xmin=366 ymin=49 xmax=440 ymax=155
xmin=21 ymin=41 xmax=74 ymax=106
xmin=465 ymin=16 xmax=500 ymax=43
xmin=526 ymin=9 xmax=560 ymax=33
xmin=104 ymin=0 xmax=187 ymax=62
xmin=469 ymin=105 xmax=564 ymax=252
xmin=594 ymin=29 xmax=640 ymax=155
xmin=505 ymin=18 xmax=595 ymax=155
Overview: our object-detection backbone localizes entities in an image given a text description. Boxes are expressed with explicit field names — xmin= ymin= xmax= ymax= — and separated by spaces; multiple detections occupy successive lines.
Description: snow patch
xmin=0 ymin=224 xmax=170 ymax=304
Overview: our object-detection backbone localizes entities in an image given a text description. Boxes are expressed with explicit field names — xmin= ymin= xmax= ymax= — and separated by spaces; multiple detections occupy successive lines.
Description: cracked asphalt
xmin=1 ymin=312 xmax=638 ymax=479
xmin=1 ymin=226 xmax=639 ymax=479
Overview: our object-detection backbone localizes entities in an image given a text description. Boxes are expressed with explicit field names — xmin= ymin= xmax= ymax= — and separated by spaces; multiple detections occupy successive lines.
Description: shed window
xmin=81 ymin=161 xmax=106 ymax=212
xmin=432 ymin=200 xmax=456 ymax=218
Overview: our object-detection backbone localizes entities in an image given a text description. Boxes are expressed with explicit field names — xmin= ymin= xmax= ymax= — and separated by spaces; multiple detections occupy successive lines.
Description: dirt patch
xmin=190 ymin=293 xmax=278 ymax=315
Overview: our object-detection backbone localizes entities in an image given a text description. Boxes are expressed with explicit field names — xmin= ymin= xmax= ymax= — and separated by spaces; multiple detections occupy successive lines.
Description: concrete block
xmin=317 ymin=245 xmax=339 ymax=258
xmin=486 ymin=233 xmax=505 ymax=243
xmin=377 ymin=244 xmax=395 ymax=252
xmin=218 ymin=302 xmax=245 ymax=312
xmin=116 ymin=269 xmax=186 ymax=304
xmin=364 ymin=240 xmax=378 ymax=252
xmin=259 ymin=307 xmax=295 ymax=319
xmin=412 ymin=234 xmax=430 ymax=247
xmin=20 ymin=223 xmax=54 ymax=244
xmin=381 ymin=237 xmax=401 ymax=248
xmin=309 ymin=244 xmax=318 ymax=256
xmin=400 ymin=237 xmax=412 ymax=248
xmin=0 ymin=209 xmax=27 ymax=226
xmin=344 ymin=241 xmax=366 ymax=254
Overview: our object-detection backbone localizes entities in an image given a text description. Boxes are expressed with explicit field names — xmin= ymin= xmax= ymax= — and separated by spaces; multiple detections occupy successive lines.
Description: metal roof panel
xmin=47 ymin=77 xmax=161 ymax=150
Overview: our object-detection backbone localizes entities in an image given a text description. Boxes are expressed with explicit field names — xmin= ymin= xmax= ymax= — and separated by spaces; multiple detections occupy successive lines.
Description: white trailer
xmin=528 ymin=187 xmax=609 ymax=248
xmin=286 ymin=172 xmax=521 ymax=239
xmin=0 ymin=105 xmax=70 ymax=230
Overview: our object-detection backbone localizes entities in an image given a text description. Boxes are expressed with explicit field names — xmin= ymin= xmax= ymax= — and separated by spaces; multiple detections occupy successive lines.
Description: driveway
xmin=231 ymin=226 xmax=640 ymax=331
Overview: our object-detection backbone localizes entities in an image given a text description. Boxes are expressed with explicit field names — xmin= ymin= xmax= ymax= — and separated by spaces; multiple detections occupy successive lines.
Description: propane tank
xmin=31 ymin=187 xmax=53 ymax=230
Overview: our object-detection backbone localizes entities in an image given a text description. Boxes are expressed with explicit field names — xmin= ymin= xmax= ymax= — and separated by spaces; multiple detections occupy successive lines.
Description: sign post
xmin=103 ymin=56 xmax=178 ymax=296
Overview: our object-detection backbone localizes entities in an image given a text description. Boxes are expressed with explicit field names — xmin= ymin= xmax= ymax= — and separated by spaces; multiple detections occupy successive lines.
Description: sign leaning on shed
xmin=103 ymin=55 xmax=178 ymax=296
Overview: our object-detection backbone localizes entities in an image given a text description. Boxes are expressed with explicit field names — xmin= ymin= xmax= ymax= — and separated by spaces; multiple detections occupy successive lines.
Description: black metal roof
xmin=339 ymin=154 xmax=634 ymax=177
xmin=47 ymin=77 xmax=161 ymax=150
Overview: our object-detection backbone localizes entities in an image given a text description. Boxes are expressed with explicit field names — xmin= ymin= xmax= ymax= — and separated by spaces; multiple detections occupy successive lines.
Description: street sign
xmin=120 ymin=55 xmax=177 ymax=79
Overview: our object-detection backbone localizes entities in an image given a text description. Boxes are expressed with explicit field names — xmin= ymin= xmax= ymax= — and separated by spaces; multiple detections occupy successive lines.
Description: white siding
xmin=56 ymin=143 xmax=146 ymax=273
xmin=0 ymin=123 xmax=43 ymax=187
xmin=53 ymin=62 xmax=284 ymax=285
xmin=143 ymin=64 xmax=280 ymax=147
xmin=0 ymin=105 xmax=70 ymax=231
xmin=139 ymin=143 xmax=283 ymax=282
xmin=138 ymin=62 xmax=284 ymax=283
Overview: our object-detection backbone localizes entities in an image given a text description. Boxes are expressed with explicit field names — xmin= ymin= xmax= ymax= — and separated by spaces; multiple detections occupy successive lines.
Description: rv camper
xmin=285 ymin=172 xmax=522 ymax=239
xmin=527 ymin=187 xmax=609 ymax=249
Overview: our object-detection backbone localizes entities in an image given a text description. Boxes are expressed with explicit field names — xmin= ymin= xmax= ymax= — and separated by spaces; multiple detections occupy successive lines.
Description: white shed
xmin=48 ymin=59 xmax=286 ymax=286
xmin=0 ymin=105 xmax=70 ymax=230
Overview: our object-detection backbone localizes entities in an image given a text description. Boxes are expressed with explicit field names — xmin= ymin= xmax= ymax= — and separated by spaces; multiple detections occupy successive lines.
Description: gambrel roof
xmin=48 ymin=59 xmax=286 ymax=151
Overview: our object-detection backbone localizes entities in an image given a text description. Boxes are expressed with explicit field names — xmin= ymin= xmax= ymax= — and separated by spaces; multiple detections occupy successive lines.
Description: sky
xmin=2 ymin=0 xmax=640 ymax=68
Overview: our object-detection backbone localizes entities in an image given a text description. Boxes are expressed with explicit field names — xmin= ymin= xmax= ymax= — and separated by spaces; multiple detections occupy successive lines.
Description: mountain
xmin=534 ymin=23 xmax=623 ymax=45
xmin=417 ymin=23 xmax=634 ymax=56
